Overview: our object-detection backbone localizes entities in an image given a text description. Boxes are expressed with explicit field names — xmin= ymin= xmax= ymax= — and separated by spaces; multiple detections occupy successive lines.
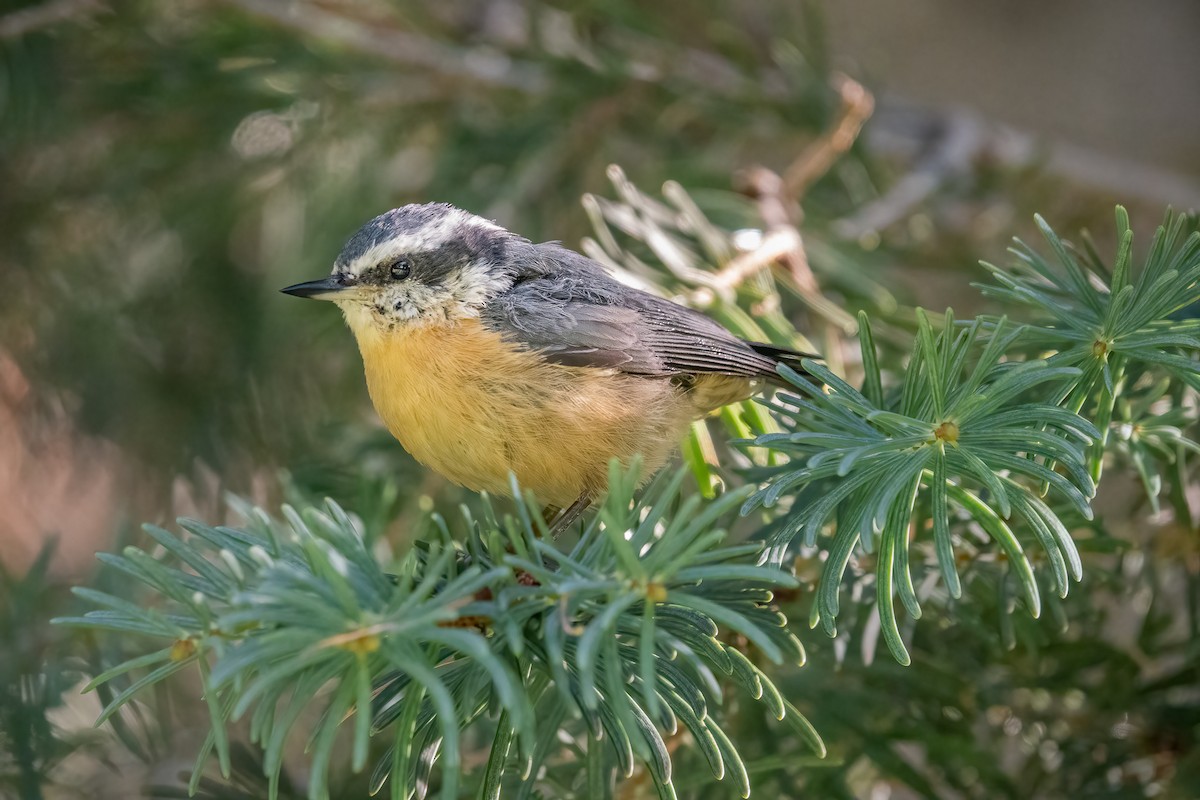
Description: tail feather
xmin=745 ymin=341 xmax=820 ymax=383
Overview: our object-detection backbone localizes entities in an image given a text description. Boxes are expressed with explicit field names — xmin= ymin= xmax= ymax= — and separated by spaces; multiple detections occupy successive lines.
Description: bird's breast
xmin=351 ymin=318 xmax=700 ymax=506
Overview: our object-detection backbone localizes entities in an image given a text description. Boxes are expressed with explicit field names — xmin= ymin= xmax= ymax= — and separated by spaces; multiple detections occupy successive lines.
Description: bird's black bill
xmin=280 ymin=276 xmax=346 ymax=300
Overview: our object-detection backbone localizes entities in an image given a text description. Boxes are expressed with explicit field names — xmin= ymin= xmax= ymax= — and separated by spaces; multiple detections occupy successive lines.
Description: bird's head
xmin=282 ymin=203 xmax=519 ymax=331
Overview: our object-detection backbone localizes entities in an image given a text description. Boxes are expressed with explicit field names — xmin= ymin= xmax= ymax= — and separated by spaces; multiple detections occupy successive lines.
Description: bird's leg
xmin=547 ymin=494 xmax=592 ymax=538
xmin=541 ymin=504 xmax=562 ymax=526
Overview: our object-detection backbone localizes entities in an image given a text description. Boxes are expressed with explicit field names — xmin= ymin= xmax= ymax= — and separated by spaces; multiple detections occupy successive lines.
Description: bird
xmin=282 ymin=203 xmax=813 ymax=532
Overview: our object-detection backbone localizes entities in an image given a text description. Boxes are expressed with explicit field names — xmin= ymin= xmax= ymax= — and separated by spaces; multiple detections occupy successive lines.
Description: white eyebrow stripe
xmin=336 ymin=209 xmax=502 ymax=278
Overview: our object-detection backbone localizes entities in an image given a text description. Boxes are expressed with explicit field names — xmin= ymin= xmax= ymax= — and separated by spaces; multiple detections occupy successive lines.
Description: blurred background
xmin=1 ymin=1 xmax=1197 ymax=797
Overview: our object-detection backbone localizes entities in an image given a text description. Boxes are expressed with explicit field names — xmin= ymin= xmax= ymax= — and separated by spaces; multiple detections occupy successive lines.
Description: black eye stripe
xmin=416 ymin=240 xmax=475 ymax=286
xmin=374 ymin=238 xmax=481 ymax=286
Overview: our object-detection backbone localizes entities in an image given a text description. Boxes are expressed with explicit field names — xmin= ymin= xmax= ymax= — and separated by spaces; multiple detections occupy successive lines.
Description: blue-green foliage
xmin=978 ymin=208 xmax=1200 ymax=397
xmin=741 ymin=207 xmax=1199 ymax=665
xmin=55 ymin=465 xmax=822 ymax=800
xmin=744 ymin=313 xmax=1098 ymax=664
xmin=978 ymin=207 xmax=1200 ymax=480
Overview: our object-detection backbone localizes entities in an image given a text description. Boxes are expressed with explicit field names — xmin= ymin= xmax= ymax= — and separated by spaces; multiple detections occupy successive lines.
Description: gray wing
xmin=481 ymin=243 xmax=811 ymax=378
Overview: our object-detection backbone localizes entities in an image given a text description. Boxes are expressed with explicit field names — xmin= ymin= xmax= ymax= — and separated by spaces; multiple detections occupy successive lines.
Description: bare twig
xmin=714 ymin=74 xmax=877 ymax=355
xmin=0 ymin=0 xmax=103 ymax=40
xmin=833 ymin=106 xmax=984 ymax=240
xmin=737 ymin=166 xmax=819 ymax=294
xmin=215 ymin=0 xmax=548 ymax=92
xmin=835 ymin=99 xmax=1200 ymax=239
xmin=721 ymin=74 xmax=874 ymax=302
xmin=707 ymin=228 xmax=804 ymax=294
xmin=783 ymin=73 xmax=875 ymax=200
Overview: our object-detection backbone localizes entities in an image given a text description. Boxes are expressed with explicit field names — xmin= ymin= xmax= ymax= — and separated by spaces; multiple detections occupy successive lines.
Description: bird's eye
xmin=389 ymin=258 xmax=412 ymax=280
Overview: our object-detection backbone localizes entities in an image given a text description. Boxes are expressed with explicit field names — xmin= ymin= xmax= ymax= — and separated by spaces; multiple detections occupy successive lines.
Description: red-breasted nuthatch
xmin=282 ymin=204 xmax=812 ymax=529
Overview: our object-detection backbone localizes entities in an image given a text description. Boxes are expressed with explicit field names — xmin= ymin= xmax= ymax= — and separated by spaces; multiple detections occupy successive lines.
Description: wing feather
xmin=481 ymin=244 xmax=814 ymax=379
